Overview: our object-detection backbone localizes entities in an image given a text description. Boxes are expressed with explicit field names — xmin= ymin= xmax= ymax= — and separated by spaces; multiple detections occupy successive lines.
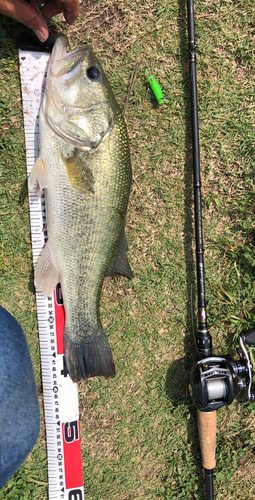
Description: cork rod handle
xmin=197 ymin=410 xmax=217 ymax=470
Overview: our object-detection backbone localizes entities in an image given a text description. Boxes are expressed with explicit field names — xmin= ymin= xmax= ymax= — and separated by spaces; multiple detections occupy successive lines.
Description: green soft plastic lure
xmin=147 ymin=75 xmax=164 ymax=105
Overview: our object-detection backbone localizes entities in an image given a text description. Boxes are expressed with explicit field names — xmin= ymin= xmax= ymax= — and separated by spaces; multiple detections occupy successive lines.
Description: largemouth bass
xmin=29 ymin=35 xmax=132 ymax=382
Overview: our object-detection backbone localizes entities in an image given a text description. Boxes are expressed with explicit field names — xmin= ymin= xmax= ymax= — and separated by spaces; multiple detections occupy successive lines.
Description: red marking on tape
xmin=54 ymin=287 xmax=65 ymax=355
xmin=62 ymin=421 xmax=83 ymax=489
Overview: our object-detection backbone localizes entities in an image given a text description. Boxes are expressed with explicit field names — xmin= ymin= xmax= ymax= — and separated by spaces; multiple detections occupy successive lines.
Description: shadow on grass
xmin=164 ymin=0 xmax=207 ymax=498
xmin=165 ymin=359 xmax=205 ymax=499
xmin=19 ymin=178 xmax=28 ymax=206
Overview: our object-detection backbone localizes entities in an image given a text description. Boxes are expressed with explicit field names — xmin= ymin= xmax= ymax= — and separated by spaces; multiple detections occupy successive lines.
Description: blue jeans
xmin=0 ymin=306 xmax=40 ymax=489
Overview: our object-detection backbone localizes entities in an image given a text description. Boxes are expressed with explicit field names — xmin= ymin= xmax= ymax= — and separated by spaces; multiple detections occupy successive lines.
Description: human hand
xmin=0 ymin=0 xmax=80 ymax=42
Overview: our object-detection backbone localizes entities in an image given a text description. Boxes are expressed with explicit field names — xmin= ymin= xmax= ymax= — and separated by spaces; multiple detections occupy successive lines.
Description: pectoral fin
xmin=35 ymin=242 xmax=59 ymax=297
xmin=106 ymin=232 xmax=133 ymax=279
xmin=62 ymin=148 xmax=94 ymax=194
xmin=28 ymin=157 xmax=48 ymax=192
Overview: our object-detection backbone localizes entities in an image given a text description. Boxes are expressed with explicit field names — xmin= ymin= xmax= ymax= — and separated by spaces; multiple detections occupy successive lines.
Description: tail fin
xmin=64 ymin=327 xmax=115 ymax=383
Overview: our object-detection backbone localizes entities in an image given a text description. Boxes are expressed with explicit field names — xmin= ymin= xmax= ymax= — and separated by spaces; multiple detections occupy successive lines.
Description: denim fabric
xmin=0 ymin=306 xmax=40 ymax=489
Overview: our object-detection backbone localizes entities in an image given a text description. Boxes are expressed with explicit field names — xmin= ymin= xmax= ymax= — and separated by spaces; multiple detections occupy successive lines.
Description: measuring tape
xmin=18 ymin=36 xmax=85 ymax=500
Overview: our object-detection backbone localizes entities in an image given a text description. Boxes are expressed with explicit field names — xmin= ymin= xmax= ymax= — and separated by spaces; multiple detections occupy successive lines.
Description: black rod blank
xmin=187 ymin=1 xmax=215 ymax=498
xmin=205 ymin=469 xmax=214 ymax=500
xmin=187 ymin=0 xmax=212 ymax=359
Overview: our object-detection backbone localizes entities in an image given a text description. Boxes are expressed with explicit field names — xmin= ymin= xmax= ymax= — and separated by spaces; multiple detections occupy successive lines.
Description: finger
xmin=0 ymin=0 xmax=49 ymax=41
xmin=44 ymin=0 xmax=79 ymax=24
xmin=63 ymin=0 xmax=79 ymax=24
xmin=62 ymin=2 xmax=79 ymax=25
xmin=41 ymin=0 xmax=63 ymax=19
xmin=30 ymin=0 xmax=46 ymax=8
xmin=31 ymin=0 xmax=79 ymax=25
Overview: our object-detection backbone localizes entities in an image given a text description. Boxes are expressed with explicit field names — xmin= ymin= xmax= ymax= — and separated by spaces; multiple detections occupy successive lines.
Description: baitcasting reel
xmin=191 ymin=329 xmax=255 ymax=411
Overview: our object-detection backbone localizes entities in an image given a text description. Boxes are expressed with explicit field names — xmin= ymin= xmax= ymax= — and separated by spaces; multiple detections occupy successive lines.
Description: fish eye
xmin=86 ymin=66 xmax=100 ymax=81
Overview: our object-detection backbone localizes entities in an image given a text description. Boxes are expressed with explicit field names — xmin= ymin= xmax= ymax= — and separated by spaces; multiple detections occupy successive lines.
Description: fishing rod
xmin=187 ymin=1 xmax=255 ymax=498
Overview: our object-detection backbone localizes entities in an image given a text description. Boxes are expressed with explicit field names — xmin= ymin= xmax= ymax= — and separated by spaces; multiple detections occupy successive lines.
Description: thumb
xmin=0 ymin=0 xmax=49 ymax=41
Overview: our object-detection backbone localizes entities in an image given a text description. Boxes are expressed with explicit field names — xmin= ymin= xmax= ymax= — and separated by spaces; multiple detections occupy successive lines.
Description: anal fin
xmin=35 ymin=242 xmax=59 ymax=297
xmin=106 ymin=231 xmax=133 ymax=279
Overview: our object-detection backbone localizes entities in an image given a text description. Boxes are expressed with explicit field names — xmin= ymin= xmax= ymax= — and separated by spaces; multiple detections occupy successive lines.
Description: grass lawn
xmin=0 ymin=0 xmax=255 ymax=498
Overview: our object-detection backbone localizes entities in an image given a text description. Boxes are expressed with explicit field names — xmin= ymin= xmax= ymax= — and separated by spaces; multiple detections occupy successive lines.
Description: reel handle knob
xmin=242 ymin=328 xmax=255 ymax=345
xmin=249 ymin=390 xmax=255 ymax=402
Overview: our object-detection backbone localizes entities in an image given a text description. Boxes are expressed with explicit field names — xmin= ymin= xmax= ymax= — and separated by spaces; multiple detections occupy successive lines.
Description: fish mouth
xmin=50 ymin=35 xmax=90 ymax=80
xmin=50 ymin=35 xmax=82 ymax=66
